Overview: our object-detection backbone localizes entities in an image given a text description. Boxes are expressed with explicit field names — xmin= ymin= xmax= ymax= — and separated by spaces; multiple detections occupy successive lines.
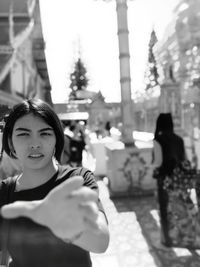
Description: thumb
xmin=1 ymin=200 xmax=40 ymax=219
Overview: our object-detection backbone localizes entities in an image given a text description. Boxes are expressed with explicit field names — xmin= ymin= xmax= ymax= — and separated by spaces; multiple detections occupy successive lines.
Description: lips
xmin=28 ymin=154 xmax=44 ymax=158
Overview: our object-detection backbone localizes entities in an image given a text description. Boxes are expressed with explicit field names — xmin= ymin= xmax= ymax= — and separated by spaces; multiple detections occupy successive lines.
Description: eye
xmin=41 ymin=132 xmax=52 ymax=136
xmin=16 ymin=133 xmax=29 ymax=137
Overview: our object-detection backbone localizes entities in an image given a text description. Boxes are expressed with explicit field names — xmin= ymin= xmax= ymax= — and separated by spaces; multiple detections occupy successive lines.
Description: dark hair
xmin=2 ymin=98 xmax=64 ymax=162
xmin=154 ymin=113 xmax=174 ymax=139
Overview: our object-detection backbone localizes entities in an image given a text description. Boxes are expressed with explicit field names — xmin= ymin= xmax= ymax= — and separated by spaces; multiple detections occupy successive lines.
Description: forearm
xmin=69 ymin=211 xmax=109 ymax=253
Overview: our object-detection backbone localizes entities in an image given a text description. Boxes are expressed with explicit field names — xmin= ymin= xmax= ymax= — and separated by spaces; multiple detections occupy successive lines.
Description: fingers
xmin=1 ymin=200 xmax=40 ymax=219
xmin=80 ymin=202 xmax=99 ymax=221
xmin=83 ymin=213 xmax=100 ymax=232
xmin=0 ymin=176 xmax=99 ymax=238
xmin=80 ymin=202 xmax=100 ymax=232
xmin=70 ymin=186 xmax=98 ymax=203
xmin=47 ymin=176 xmax=84 ymax=199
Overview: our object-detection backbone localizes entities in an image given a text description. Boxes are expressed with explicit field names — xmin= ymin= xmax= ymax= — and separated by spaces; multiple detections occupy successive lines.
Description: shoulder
xmin=0 ymin=179 xmax=6 ymax=193
xmin=154 ymin=136 xmax=163 ymax=146
xmin=0 ymin=177 xmax=12 ymax=190
xmin=0 ymin=178 xmax=11 ymax=206
xmin=173 ymin=133 xmax=184 ymax=143
xmin=57 ymin=165 xmax=98 ymax=191
xmin=174 ymin=133 xmax=183 ymax=140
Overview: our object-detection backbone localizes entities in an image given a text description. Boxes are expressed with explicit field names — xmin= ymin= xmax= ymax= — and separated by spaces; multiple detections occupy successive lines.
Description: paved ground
xmin=91 ymin=179 xmax=200 ymax=267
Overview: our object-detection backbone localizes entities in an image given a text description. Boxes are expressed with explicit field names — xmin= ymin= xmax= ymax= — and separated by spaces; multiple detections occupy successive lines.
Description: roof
xmin=0 ymin=53 xmax=13 ymax=82
xmin=0 ymin=0 xmax=31 ymax=45
xmin=58 ymin=112 xmax=89 ymax=121
xmin=32 ymin=1 xmax=52 ymax=92
xmin=0 ymin=0 xmax=29 ymax=15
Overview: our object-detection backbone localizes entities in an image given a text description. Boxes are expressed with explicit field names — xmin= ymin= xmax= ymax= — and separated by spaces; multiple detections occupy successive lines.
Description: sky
xmin=39 ymin=0 xmax=177 ymax=103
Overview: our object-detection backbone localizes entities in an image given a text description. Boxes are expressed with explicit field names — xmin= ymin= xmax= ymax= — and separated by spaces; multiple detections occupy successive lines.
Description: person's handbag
xmin=161 ymin=159 xmax=200 ymax=248
xmin=0 ymin=177 xmax=18 ymax=267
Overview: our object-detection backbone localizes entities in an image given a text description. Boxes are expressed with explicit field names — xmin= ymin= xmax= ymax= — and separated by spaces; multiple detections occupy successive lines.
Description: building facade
xmin=0 ymin=0 xmax=52 ymax=120
xmin=154 ymin=0 xmax=200 ymax=138
xmin=54 ymin=91 xmax=121 ymax=133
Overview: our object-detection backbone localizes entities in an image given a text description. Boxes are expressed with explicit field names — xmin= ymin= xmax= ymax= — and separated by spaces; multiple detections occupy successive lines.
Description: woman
xmin=152 ymin=113 xmax=185 ymax=246
xmin=0 ymin=99 xmax=109 ymax=267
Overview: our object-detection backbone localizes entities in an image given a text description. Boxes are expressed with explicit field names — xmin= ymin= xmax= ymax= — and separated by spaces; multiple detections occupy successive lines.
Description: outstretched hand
xmin=1 ymin=176 xmax=99 ymax=240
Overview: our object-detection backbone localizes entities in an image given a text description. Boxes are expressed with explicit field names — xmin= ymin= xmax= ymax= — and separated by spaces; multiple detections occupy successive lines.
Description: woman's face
xmin=11 ymin=114 xmax=56 ymax=170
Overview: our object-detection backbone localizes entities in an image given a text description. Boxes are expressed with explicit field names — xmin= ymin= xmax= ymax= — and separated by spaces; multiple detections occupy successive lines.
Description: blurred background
xmin=0 ymin=0 xmax=200 ymax=181
xmin=1 ymin=2 xmax=200 ymax=266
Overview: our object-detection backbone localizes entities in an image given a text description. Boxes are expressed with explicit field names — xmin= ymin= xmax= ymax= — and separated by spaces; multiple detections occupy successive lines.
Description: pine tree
xmin=69 ymin=58 xmax=89 ymax=100
xmin=144 ymin=29 xmax=159 ymax=95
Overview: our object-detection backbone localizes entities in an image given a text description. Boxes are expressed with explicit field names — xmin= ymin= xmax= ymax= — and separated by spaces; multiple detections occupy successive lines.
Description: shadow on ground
xmin=112 ymin=195 xmax=200 ymax=267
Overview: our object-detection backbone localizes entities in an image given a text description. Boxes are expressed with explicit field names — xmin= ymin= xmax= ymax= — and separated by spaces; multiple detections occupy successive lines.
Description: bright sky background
xmin=39 ymin=0 xmax=177 ymax=103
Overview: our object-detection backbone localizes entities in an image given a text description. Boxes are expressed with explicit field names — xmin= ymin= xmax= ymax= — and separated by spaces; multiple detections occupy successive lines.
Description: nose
xmin=30 ymin=144 xmax=41 ymax=150
xmin=29 ymin=138 xmax=41 ymax=150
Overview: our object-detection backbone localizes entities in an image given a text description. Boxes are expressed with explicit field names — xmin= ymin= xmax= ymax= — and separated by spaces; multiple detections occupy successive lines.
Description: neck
xmin=17 ymin=161 xmax=59 ymax=190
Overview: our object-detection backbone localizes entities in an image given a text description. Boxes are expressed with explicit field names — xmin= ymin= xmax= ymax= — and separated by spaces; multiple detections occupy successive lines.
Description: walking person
xmin=69 ymin=122 xmax=86 ymax=167
xmin=0 ymin=98 xmax=109 ymax=267
xmin=152 ymin=113 xmax=186 ymax=246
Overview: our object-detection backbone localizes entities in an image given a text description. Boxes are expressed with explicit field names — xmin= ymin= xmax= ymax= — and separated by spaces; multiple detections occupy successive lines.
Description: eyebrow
xmin=15 ymin=127 xmax=53 ymax=132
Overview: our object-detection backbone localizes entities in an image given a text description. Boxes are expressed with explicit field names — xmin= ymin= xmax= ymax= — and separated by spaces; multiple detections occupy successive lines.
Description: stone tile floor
xmin=91 ymin=180 xmax=200 ymax=267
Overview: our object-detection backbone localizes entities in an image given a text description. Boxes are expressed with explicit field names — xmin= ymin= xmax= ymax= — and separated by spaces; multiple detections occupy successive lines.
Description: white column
xmin=116 ymin=0 xmax=134 ymax=146
xmin=103 ymin=0 xmax=156 ymax=197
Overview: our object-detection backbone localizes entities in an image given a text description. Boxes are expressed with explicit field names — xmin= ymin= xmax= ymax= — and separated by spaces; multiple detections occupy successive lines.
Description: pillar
xmin=104 ymin=0 xmax=156 ymax=197
xmin=116 ymin=0 xmax=134 ymax=146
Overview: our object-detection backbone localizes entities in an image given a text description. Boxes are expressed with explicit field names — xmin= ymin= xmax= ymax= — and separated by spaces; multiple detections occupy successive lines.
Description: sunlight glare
xmin=39 ymin=0 xmax=177 ymax=104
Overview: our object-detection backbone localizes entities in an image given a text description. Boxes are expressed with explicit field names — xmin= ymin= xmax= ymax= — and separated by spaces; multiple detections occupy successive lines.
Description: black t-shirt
xmin=0 ymin=166 xmax=106 ymax=267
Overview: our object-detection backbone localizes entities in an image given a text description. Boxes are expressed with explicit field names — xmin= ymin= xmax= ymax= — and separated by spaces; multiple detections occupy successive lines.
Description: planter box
xmin=105 ymin=142 xmax=156 ymax=197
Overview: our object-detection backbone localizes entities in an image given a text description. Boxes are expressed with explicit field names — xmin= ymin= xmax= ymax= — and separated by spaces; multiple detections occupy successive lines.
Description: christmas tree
xmin=144 ymin=29 xmax=159 ymax=96
xmin=69 ymin=58 xmax=89 ymax=100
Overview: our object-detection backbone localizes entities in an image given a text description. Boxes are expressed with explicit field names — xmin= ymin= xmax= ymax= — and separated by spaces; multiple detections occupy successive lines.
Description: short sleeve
xmin=73 ymin=168 xmax=98 ymax=191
